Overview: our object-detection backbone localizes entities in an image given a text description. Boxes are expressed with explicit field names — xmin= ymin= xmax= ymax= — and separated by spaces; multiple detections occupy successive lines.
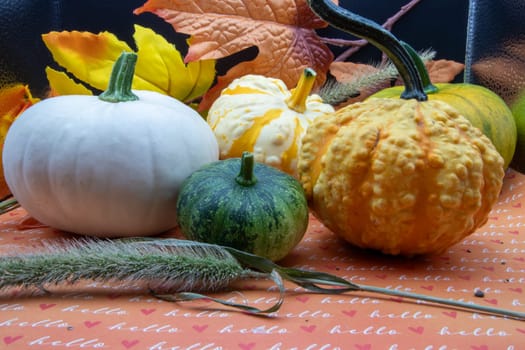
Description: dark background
xmin=0 ymin=0 xmax=469 ymax=97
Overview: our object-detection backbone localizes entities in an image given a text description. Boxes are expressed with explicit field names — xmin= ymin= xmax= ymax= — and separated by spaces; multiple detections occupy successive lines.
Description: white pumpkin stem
xmin=99 ymin=52 xmax=139 ymax=103
xmin=286 ymin=68 xmax=317 ymax=113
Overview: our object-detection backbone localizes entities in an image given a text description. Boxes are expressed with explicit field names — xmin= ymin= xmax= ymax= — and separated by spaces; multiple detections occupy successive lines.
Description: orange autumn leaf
xmin=0 ymin=85 xmax=39 ymax=124
xmin=330 ymin=61 xmax=380 ymax=83
xmin=135 ymin=0 xmax=336 ymax=110
xmin=42 ymin=25 xmax=216 ymax=103
xmin=0 ymin=84 xmax=40 ymax=198
xmin=425 ymin=59 xmax=465 ymax=84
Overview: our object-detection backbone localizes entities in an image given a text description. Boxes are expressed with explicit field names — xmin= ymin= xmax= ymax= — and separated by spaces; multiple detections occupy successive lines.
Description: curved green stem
xmin=307 ymin=0 xmax=427 ymax=101
xmin=235 ymin=152 xmax=258 ymax=187
xmin=401 ymin=41 xmax=439 ymax=94
xmin=99 ymin=52 xmax=139 ymax=103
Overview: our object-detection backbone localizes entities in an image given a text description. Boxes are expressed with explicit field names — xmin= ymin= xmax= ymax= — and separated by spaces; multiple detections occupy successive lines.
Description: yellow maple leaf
xmin=46 ymin=67 xmax=94 ymax=96
xmin=42 ymin=24 xmax=216 ymax=103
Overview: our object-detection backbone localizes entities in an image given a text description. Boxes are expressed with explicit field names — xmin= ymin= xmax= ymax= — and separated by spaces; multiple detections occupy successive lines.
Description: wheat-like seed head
xmin=0 ymin=238 xmax=247 ymax=293
xmin=319 ymin=50 xmax=436 ymax=106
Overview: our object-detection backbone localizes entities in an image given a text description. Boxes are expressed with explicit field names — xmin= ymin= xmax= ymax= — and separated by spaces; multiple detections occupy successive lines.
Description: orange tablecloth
xmin=0 ymin=169 xmax=524 ymax=349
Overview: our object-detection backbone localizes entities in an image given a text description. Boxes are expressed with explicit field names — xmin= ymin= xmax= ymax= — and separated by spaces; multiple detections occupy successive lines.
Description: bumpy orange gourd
xmin=299 ymin=98 xmax=504 ymax=255
xmin=302 ymin=0 xmax=506 ymax=256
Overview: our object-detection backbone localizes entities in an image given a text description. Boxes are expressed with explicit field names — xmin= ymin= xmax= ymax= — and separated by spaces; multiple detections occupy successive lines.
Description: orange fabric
xmin=0 ymin=169 xmax=523 ymax=349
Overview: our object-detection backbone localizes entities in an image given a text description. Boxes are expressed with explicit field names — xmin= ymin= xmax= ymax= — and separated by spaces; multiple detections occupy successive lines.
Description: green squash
xmin=176 ymin=152 xmax=309 ymax=261
xmin=370 ymin=44 xmax=517 ymax=169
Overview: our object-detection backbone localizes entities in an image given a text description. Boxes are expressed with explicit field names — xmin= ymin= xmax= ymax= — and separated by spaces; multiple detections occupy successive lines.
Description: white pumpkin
xmin=2 ymin=52 xmax=219 ymax=237
xmin=207 ymin=68 xmax=334 ymax=177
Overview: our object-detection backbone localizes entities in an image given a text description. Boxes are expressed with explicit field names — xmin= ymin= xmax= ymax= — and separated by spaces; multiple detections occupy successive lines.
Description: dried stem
xmin=0 ymin=238 xmax=524 ymax=320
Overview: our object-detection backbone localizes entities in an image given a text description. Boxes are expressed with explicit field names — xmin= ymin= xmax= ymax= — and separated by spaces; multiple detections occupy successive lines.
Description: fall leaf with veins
xmin=42 ymin=24 xmax=216 ymax=103
xmin=135 ymin=0 xmax=336 ymax=111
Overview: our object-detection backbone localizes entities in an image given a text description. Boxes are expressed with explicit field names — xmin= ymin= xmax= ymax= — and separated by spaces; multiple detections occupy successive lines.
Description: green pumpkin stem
xmin=401 ymin=41 xmax=439 ymax=94
xmin=99 ymin=52 xmax=139 ymax=103
xmin=286 ymin=68 xmax=317 ymax=113
xmin=235 ymin=152 xmax=258 ymax=187
xmin=307 ymin=0 xmax=427 ymax=101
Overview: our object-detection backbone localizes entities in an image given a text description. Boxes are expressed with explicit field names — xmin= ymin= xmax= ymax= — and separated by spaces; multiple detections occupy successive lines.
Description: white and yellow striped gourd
xmin=207 ymin=68 xmax=334 ymax=177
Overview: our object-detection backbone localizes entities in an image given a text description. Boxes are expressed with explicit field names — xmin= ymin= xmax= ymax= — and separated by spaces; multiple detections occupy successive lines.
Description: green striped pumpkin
xmin=176 ymin=152 xmax=309 ymax=261
xmin=371 ymin=83 xmax=517 ymax=169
